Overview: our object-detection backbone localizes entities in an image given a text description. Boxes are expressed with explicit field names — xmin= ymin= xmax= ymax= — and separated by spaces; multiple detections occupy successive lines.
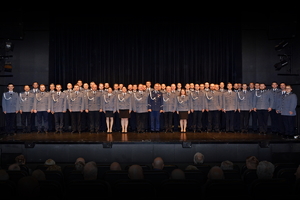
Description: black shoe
xmin=54 ymin=131 xmax=59 ymax=134
xmin=37 ymin=131 xmax=41 ymax=134
xmin=71 ymin=131 xmax=76 ymax=134
xmin=60 ymin=131 xmax=63 ymax=134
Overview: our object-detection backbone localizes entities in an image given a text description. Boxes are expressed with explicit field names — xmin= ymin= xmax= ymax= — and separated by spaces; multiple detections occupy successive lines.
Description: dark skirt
xmin=179 ymin=111 xmax=188 ymax=119
xmin=119 ymin=109 xmax=130 ymax=118
xmin=105 ymin=111 xmax=114 ymax=117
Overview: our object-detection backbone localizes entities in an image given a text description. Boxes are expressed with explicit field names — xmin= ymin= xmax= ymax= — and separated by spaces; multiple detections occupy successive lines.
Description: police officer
xmin=162 ymin=86 xmax=176 ymax=133
xmin=19 ymin=85 xmax=34 ymax=133
xmin=2 ymin=83 xmax=19 ymax=135
xmin=222 ymin=83 xmax=238 ymax=133
xmin=238 ymin=83 xmax=253 ymax=133
xmin=33 ymin=84 xmax=51 ymax=134
xmin=51 ymin=84 xmax=67 ymax=134
xmin=117 ymin=86 xmax=132 ymax=133
xmin=148 ymin=83 xmax=163 ymax=132
xmin=68 ymin=84 xmax=85 ymax=133
xmin=132 ymin=84 xmax=148 ymax=133
xmin=206 ymin=83 xmax=222 ymax=132
xmin=102 ymin=87 xmax=117 ymax=133
xmin=85 ymin=84 xmax=101 ymax=134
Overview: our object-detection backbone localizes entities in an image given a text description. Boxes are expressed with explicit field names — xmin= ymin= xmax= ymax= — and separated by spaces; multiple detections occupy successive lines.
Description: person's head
xmin=73 ymin=84 xmax=80 ymax=91
xmin=204 ymin=82 xmax=209 ymax=89
xmin=91 ymin=84 xmax=98 ymax=91
xmin=132 ymin=84 xmax=137 ymax=91
xmin=17 ymin=176 xmax=40 ymax=198
xmin=104 ymin=82 xmax=110 ymax=89
xmin=220 ymin=160 xmax=234 ymax=170
xmin=219 ymin=82 xmax=225 ymax=89
xmin=128 ymin=165 xmax=144 ymax=180
xmin=107 ymin=87 xmax=113 ymax=93
xmin=7 ymin=83 xmax=14 ymax=91
xmin=55 ymin=84 xmax=62 ymax=92
xmin=259 ymin=83 xmax=266 ymax=90
xmin=83 ymin=161 xmax=98 ymax=180
xmin=190 ymin=83 xmax=194 ymax=89
xmin=0 ymin=169 xmax=9 ymax=181
xmin=161 ymin=83 xmax=166 ymax=90
xmin=83 ymin=83 xmax=89 ymax=90
xmin=146 ymin=81 xmax=151 ymax=88
xmin=295 ymin=165 xmax=300 ymax=180
xmin=254 ymin=82 xmax=260 ymax=90
xmin=166 ymin=86 xmax=171 ymax=93
xmin=233 ymin=83 xmax=239 ymax=90
xmin=194 ymin=84 xmax=199 ymax=90
xmin=171 ymin=83 xmax=176 ymax=91
xmin=209 ymin=83 xmax=215 ymax=90
xmin=214 ymin=84 xmax=219 ymax=90
xmin=15 ymin=154 xmax=26 ymax=165
xmin=249 ymin=82 xmax=254 ymax=89
xmin=127 ymin=84 xmax=132 ymax=91
xmin=185 ymin=83 xmax=190 ymax=90
xmin=242 ymin=83 xmax=248 ymax=90
xmin=31 ymin=169 xmax=46 ymax=181
xmin=200 ymin=84 xmax=204 ymax=90
xmin=99 ymin=83 xmax=104 ymax=90
xmin=227 ymin=83 xmax=232 ymax=90
xmin=152 ymin=157 xmax=164 ymax=170
xmin=271 ymin=82 xmax=278 ymax=89
xmin=90 ymin=81 xmax=96 ymax=88
xmin=154 ymin=83 xmax=160 ymax=91
xmin=67 ymin=83 xmax=73 ymax=90
xmin=8 ymin=163 xmax=20 ymax=171
xmin=75 ymin=157 xmax=85 ymax=165
xmin=77 ymin=80 xmax=83 ymax=87
xmin=207 ymin=166 xmax=224 ymax=181
xmin=24 ymin=85 xmax=30 ymax=92
xmin=32 ymin=82 xmax=39 ymax=89
xmin=110 ymin=162 xmax=122 ymax=171
xmin=280 ymin=82 xmax=286 ymax=91
xmin=286 ymin=85 xmax=292 ymax=94
xmin=121 ymin=86 xmax=127 ymax=93
xmin=180 ymin=89 xmax=186 ymax=96
xmin=75 ymin=161 xmax=85 ymax=172
xmin=177 ymin=83 xmax=182 ymax=89
xmin=114 ymin=83 xmax=119 ymax=90
xmin=44 ymin=159 xmax=55 ymax=166
xmin=39 ymin=84 xmax=46 ymax=92
xmin=185 ymin=165 xmax=199 ymax=171
xmin=246 ymin=156 xmax=259 ymax=169
xmin=256 ymin=161 xmax=274 ymax=179
xmin=193 ymin=152 xmax=204 ymax=164
xmin=170 ymin=169 xmax=185 ymax=179
xmin=138 ymin=84 xmax=144 ymax=91
xmin=49 ymin=83 xmax=55 ymax=91
xmin=118 ymin=83 xmax=124 ymax=90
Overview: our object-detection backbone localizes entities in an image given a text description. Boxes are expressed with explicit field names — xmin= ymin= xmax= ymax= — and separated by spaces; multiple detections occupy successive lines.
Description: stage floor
xmin=0 ymin=131 xmax=299 ymax=144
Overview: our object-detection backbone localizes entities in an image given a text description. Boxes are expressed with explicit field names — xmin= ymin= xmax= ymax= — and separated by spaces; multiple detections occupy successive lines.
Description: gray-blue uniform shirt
xmin=33 ymin=92 xmax=51 ymax=111
xmin=253 ymin=89 xmax=274 ymax=110
xmin=237 ymin=90 xmax=253 ymax=111
xmin=176 ymin=95 xmax=191 ymax=111
xmin=277 ymin=92 xmax=297 ymax=116
xmin=222 ymin=90 xmax=239 ymax=111
xmin=51 ymin=92 xmax=67 ymax=113
xmin=117 ymin=92 xmax=132 ymax=111
xmin=19 ymin=91 xmax=34 ymax=112
xmin=102 ymin=93 xmax=117 ymax=112
xmin=2 ymin=91 xmax=19 ymax=113
xmin=68 ymin=91 xmax=85 ymax=112
xmin=85 ymin=90 xmax=101 ymax=111
xmin=132 ymin=91 xmax=148 ymax=113
xmin=190 ymin=90 xmax=207 ymax=111
xmin=162 ymin=92 xmax=177 ymax=112
xmin=206 ymin=90 xmax=222 ymax=111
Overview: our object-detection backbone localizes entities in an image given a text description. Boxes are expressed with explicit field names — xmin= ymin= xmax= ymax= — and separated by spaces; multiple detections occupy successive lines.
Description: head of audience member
xmin=246 ymin=156 xmax=259 ymax=170
xmin=83 ymin=161 xmax=98 ymax=180
xmin=0 ymin=169 xmax=9 ymax=181
xmin=220 ymin=160 xmax=234 ymax=170
xmin=8 ymin=163 xmax=20 ymax=171
xmin=75 ymin=161 xmax=85 ymax=173
xmin=256 ymin=161 xmax=274 ymax=179
xmin=45 ymin=159 xmax=61 ymax=171
xmin=128 ymin=165 xmax=144 ymax=180
xmin=75 ymin=157 xmax=86 ymax=165
xmin=17 ymin=176 xmax=40 ymax=198
xmin=152 ymin=157 xmax=164 ymax=170
xmin=110 ymin=162 xmax=122 ymax=171
xmin=185 ymin=165 xmax=199 ymax=171
xmin=31 ymin=169 xmax=46 ymax=181
xmin=15 ymin=154 xmax=26 ymax=165
xmin=295 ymin=165 xmax=300 ymax=180
xmin=193 ymin=152 xmax=205 ymax=165
xmin=207 ymin=166 xmax=225 ymax=181
xmin=170 ymin=169 xmax=185 ymax=179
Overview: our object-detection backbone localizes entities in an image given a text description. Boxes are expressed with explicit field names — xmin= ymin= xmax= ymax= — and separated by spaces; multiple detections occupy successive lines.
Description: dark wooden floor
xmin=0 ymin=130 xmax=298 ymax=144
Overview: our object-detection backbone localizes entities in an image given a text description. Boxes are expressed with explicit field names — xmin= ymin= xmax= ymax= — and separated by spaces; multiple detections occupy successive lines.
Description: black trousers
xmin=164 ymin=112 xmax=173 ymax=131
xmin=225 ymin=111 xmax=235 ymax=132
xmin=48 ymin=112 xmax=55 ymax=131
xmin=192 ymin=111 xmax=203 ymax=131
xmin=129 ymin=111 xmax=137 ymax=131
xmin=282 ymin=115 xmax=295 ymax=136
xmin=136 ymin=112 xmax=148 ymax=132
xmin=99 ymin=112 xmax=106 ymax=131
xmin=54 ymin=112 xmax=64 ymax=131
xmin=277 ymin=113 xmax=285 ymax=135
xmin=207 ymin=110 xmax=220 ymax=132
xmin=269 ymin=109 xmax=279 ymax=132
xmin=81 ymin=112 xmax=89 ymax=131
xmin=113 ymin=112 xmax=121 ymax=131
xmin=64 ymin=110 xmax=71 ymax=131
xmin=240 ymin=110 xmax=250 ymax=132
xmin=71 ymin=111 xmax=82 ymax=132
xmin=250 ymin=111 xmax=258 ymax=131
xmin=21 ymin=112 xmax=31 ymax=132
xmin=257 ymin=110 xmax=269 ymax=133
xmin=173 ymin=112 xmax=179 ymax=131
xmin=89 ymin=111 xmax=100 ymax=132
xmin=5 ymin=113 xmax=16 ymax=134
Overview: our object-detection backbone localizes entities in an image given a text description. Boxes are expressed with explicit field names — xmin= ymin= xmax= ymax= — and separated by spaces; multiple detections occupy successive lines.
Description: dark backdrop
xmin=49 ymin=16 xmax=242 ymax=87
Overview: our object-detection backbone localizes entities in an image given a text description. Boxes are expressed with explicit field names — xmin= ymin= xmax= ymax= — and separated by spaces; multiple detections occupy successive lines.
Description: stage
xmin=0 ymin=131 xmax=299 ymax=168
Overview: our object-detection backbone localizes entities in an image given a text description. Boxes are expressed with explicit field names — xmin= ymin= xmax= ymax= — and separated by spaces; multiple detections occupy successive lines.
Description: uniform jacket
xmin=19 ymin=91 xmax=35 ymax=112
xmin=2 ymin=91 xmax=19 ymax=113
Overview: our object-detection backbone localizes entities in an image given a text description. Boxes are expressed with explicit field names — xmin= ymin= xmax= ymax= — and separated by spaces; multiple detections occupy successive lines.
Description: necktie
xmin=76 ymin=91 xmax=78 ymax=95
xmin=57 ymin=92 xmax=60 ymax=96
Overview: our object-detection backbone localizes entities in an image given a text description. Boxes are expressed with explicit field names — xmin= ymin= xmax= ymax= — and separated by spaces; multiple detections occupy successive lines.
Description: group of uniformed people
xmin=1 ymin=80 xmax=297 ymax=139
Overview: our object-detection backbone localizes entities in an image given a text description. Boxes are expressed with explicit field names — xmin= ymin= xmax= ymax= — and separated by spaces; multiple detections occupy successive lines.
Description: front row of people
xmin=2 ymin=82 xmax=297 ymax=138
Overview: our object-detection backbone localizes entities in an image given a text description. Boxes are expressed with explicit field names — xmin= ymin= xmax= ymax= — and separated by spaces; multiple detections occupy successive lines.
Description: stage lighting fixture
xmin=4 ymin=61 xmax=12 ymax=72
xmin=5 ymin=40 xmax=13 ymax=52
xmin=275 ymin=40 xmax=288 ymax=51
xmin=274 ymin=54 xmax=289 ymax=71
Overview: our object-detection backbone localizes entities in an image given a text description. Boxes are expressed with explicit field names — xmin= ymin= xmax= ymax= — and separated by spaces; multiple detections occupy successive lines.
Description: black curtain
xmin=49 ymin=16 xmax=242 ymax=87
